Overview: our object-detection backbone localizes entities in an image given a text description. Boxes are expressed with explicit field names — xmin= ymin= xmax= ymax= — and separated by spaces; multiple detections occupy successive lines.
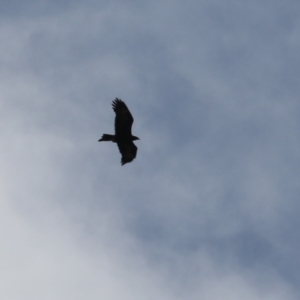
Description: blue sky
xmin=0 ymin=0 xmax=300 ymax=299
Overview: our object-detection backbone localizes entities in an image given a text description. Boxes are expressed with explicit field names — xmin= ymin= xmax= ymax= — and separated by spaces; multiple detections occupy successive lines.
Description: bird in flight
xmin=98 ymin=98 xmax=139 ymax=165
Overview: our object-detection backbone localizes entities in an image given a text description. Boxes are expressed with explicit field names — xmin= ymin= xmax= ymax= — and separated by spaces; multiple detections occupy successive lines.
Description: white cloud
xmin=0 ymin=0 xmax=299 ymax=299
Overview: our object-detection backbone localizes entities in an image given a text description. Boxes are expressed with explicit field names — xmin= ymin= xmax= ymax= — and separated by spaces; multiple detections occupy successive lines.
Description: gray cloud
xmin=0 ymin=0 xmax=299 ymax=299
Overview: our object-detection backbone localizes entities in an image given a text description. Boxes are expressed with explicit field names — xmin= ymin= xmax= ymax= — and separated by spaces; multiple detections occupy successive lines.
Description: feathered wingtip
xmin=112 ymin=98 xmax=128 ymax=112
xmin=112 ymin=98 xmax=122 ymax=106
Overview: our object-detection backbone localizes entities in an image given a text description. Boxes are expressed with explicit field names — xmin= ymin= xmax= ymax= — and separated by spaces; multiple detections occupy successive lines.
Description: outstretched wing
xmin=117 ymin=141 xmax=137 ymax=165
xmin=112 ymin=98 xmax=134 ymax=137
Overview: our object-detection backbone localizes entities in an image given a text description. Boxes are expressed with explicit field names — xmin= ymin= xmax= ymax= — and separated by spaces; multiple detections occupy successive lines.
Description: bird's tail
xmin=98 ymin=134 xmax=115 ymax=142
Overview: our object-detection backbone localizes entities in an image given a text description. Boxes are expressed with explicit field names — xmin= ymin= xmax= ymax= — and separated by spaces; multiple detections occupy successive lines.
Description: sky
xmin=0 ymin=0 xmax=300 ymax=299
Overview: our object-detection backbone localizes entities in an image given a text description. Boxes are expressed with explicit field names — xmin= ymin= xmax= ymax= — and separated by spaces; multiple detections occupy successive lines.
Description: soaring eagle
xmin=98 ymin=98 xmax=139 ymax=165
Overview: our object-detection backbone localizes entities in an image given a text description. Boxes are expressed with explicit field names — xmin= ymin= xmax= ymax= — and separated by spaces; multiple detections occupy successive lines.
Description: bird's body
xmin=99 ymin=98 xmax=139 ymax=165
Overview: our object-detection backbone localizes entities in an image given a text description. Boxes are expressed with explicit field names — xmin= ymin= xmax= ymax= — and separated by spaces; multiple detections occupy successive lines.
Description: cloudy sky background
xmin=0 ymin=0 xmax=300 ymax=299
